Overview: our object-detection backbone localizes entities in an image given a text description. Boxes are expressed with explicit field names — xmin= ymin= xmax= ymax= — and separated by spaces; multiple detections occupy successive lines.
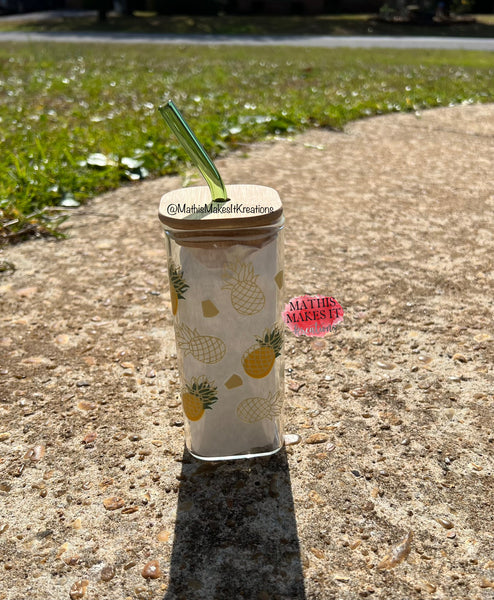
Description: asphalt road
xmin=0 ymin=30 xmax=494 ymax=50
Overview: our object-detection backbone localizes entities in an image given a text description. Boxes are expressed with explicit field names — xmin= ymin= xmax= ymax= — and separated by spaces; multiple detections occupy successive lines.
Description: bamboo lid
xmin=158 ymin=184 xmax=283 ymax=230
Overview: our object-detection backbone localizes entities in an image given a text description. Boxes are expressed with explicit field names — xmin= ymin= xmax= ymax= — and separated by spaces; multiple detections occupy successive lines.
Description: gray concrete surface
xmin=0 ymin=103 xmax=493 ymax=600
xmin=0 ymin=29 xmax=493 ymax=50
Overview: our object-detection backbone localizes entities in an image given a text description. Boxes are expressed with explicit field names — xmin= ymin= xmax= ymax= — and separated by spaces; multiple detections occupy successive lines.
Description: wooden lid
xmin=158 ymin=184 xmax=283 ymax=230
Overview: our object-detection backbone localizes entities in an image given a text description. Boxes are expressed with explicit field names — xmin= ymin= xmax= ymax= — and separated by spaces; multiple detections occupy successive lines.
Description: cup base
xmin=187 ymin=442 xmax=284 ymax=462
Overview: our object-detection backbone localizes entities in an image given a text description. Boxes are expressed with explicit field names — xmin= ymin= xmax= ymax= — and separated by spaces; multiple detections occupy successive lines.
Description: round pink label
xmin=282 ymin=295 xmax=344 ymax=337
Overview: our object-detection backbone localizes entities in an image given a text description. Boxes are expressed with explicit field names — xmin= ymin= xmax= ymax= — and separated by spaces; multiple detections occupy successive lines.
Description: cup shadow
xmin=164 ymin=447 xmax=306 ymax=600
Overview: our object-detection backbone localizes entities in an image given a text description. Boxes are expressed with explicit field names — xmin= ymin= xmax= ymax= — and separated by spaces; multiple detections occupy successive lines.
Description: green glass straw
xmin=159 ymin=100 xmax=228 ymax=202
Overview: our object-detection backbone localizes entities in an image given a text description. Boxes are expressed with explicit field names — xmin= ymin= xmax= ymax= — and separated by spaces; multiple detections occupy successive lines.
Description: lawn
xmin=1 ymin=42 xmax=493 ymax=241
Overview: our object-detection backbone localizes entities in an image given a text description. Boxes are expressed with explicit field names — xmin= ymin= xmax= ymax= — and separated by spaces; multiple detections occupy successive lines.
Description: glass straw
xmin=159 ymin=100 xmax=228 ymax=202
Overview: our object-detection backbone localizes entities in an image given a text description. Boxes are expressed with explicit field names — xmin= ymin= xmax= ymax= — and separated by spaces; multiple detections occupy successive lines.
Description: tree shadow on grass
xmin=164 ymin=447 xmax=306 ymax=600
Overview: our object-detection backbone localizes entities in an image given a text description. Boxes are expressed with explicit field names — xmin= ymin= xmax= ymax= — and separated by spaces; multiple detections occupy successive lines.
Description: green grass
xmin=1 ymin=43 xmax=493 ymax=241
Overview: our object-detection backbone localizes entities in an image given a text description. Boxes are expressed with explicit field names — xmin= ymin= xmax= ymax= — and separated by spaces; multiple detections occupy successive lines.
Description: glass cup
xmin=159 ymin=184 xmax=285 ymax=460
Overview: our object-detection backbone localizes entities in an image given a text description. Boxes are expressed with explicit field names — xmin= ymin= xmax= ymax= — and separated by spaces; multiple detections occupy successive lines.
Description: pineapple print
xmin=169 ymin=262 xmax=189 ymax=316
xmin=182 ymin=376 xmax=217 ymax=421
xmin=237 ymin=391 xmax=283 ymax=423
xmin=222 ymin=261 xmax=265 ymax=316
xmin=242 ymin=323 xmax=283 ymax=379
xmin=176 ymin=323 xmax=226 ymax=365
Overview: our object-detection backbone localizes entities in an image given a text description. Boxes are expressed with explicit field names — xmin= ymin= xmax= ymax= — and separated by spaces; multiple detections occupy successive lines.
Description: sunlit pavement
xmin=0 ymin=29 xmax=493 ymax=50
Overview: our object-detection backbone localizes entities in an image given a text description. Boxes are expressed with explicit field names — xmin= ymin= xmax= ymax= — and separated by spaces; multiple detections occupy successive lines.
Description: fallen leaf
xmin=377 ymin=531 xmax=413 ymax=570
xmin=306 ymin=433 xmax=328 ymax=445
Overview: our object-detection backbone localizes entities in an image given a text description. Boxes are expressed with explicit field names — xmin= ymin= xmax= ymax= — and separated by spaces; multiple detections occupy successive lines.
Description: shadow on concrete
xmin=164 ymin=447 xmax=306 ymax=600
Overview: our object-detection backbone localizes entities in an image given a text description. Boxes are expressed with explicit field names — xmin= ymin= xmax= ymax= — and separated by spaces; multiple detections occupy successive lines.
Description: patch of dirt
xmin=0 ymin=104 xmax=493 ymax=600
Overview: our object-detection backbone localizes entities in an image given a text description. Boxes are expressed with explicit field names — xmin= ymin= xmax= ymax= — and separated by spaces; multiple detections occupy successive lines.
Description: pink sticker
xmin=283 ymin=295 xmax=344 ymax=338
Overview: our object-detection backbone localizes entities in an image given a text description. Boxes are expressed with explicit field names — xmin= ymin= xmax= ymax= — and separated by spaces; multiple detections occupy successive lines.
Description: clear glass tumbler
xmin=159 ymin=184 xmax=285 ymax=460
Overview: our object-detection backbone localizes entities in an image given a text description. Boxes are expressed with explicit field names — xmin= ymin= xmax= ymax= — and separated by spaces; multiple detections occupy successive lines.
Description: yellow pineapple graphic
xmin=242 ymin=323 xmax=283 ymax=379
xmin=176 ymin=323 xmax=226 ymax=364
xmin=168 ymin=262 xmax=189 ymax=316
xmin=182 ymin=376 xmax=217 ymax=421
xmin=222 ymin=261 xmax=265 ymax=316
xmin=237 ymin=391 xmax=283 ymax=423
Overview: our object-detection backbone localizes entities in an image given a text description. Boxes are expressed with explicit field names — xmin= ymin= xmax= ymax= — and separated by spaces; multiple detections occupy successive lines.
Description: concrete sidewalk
xmin=0 ymin=103 xmax=493 ymax=600
xmin=1 ymin=29 xmax=494 ymax=49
